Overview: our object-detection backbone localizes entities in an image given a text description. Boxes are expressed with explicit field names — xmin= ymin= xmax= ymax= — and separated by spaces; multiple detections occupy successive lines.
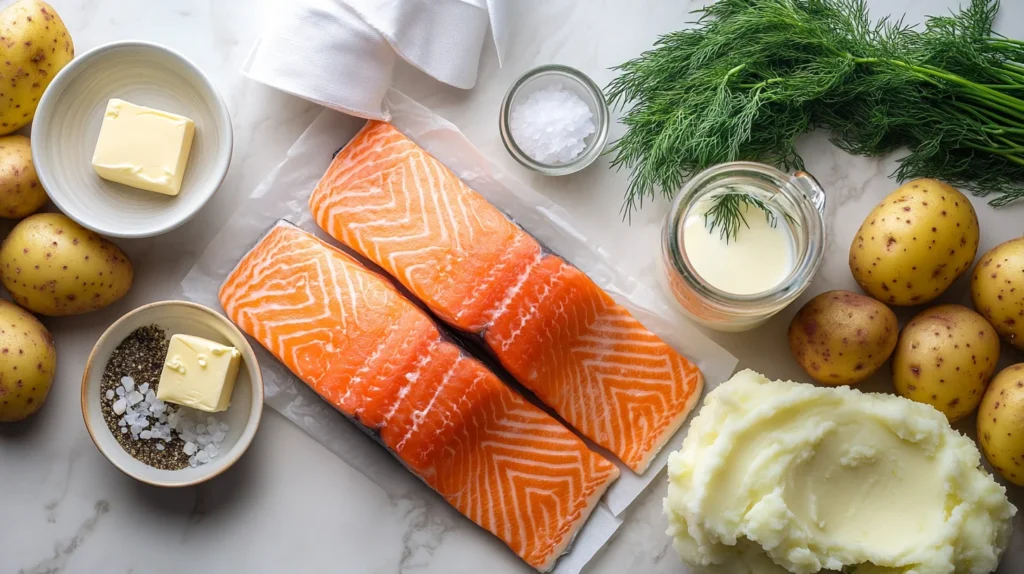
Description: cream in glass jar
xmin=681 ymin=195 xmax=796 ymax=295
xmin=660 ymin=162 xmax=826 ymax=332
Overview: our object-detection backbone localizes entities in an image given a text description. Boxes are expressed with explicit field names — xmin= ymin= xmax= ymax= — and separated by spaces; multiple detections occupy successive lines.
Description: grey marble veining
xmin=1 ymin=0 xmax=1023 ymax=573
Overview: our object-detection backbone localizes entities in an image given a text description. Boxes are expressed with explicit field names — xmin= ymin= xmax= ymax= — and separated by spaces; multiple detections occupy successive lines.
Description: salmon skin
xmin=310 ymin=121 xmax=704 ymax=473
xmin=219 ymin=222 xmax=619 ymax=571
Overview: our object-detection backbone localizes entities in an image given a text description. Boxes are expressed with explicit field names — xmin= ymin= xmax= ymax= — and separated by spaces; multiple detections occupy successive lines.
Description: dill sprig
xmin=703 ymin=188 xmax=795 ymax=243
xmin=606 ymin=0 xmax=1024 ymax=218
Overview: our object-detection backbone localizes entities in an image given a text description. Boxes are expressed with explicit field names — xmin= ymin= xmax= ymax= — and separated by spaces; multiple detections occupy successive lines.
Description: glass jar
xmin=659 ymin=162 xmax=827 ymax=332
xmin=498 ymin=64 xmax=609 ymax=176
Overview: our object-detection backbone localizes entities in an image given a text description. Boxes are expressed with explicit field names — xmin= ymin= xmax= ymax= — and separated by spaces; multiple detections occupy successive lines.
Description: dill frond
xmin=606 ymin=0 xmax=1024 ymax=219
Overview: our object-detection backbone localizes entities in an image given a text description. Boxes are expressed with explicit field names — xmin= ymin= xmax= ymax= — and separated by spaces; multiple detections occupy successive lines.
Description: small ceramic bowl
xmin=82 ymin=301 xmax=262 ymax=487
xmin=32 ymin=41 xmax=233 ymax=238
xmin=499 ymin=64 xmax=609 ymax=176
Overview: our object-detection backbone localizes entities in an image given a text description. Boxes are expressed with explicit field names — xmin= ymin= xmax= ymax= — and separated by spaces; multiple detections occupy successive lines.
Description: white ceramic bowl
xmin=82 ymin=301 xmax=262 ymax=487
xmin=32 ymin=41 xmax=232 ymax=238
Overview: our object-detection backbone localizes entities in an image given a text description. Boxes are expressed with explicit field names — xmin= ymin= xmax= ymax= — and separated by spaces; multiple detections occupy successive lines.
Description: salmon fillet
xmin=219 ymin=223 xmax=619 ymax=571
xmin=309 ymin=121 xmax=704 ymax=473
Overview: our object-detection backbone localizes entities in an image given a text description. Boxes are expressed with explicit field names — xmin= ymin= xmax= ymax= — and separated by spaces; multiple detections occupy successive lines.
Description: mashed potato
xmin=664 ymin=370 xmax=1015 ymax=574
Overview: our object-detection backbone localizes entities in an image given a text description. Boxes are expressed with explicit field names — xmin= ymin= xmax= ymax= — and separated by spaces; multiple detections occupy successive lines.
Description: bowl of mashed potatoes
xmin=664 ymin=369 xmax=1015 ymax=573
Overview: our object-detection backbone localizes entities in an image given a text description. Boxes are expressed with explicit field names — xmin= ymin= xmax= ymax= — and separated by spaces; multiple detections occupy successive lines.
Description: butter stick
xmin=91 ymin=98 xmax=195 ymax=196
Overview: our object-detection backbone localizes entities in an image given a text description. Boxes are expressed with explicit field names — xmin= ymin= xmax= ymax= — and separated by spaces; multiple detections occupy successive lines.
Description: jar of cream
xmin=659 ymin=162 xmax=826 ymax=332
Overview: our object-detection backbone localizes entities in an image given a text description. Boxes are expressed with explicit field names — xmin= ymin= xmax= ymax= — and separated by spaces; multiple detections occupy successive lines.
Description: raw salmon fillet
xmin=309 ymin=121 xmax=704 ymax=473
xmin=219 ymin=223 xmax=618 ymax=571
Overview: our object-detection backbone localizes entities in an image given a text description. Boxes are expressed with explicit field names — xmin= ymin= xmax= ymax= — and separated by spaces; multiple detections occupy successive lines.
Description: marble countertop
xmin=2 ymin=0 xmax=1023 ymax=572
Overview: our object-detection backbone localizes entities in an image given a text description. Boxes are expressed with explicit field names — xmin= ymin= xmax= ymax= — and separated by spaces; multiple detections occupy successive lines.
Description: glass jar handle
xmin=791 ymin=171 xmax=826 ymax=215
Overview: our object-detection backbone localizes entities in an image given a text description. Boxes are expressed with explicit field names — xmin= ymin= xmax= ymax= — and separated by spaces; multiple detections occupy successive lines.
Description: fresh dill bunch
xmin=606 ymin=0 xmax=1024 ymax=218
xmin=702 ymin=189 xmax=794 ymax=243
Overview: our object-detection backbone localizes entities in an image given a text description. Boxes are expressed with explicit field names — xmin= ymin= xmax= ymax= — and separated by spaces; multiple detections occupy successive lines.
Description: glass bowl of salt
xmin=500 ymin=64 xmax=609 ymax=176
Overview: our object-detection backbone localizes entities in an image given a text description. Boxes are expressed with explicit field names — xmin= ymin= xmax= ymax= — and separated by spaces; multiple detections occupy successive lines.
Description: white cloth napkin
xmin=243 ymin=0 xmax=508 ymax=120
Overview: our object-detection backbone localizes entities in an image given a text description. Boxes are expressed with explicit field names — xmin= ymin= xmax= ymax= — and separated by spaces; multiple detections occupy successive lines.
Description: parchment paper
xmin=178 ymin=91 xmax=737 ymax=571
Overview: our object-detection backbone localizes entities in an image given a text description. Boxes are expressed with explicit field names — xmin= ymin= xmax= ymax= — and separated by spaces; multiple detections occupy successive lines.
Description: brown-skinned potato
xmin=892 ymin=304 xmax=1000 ymax=422
xmin=0 ymin=213 xmax=133 ymax=316
xmin=850 ymin=179 xmax=979 ymax=306
xmin=0 ymin=299 xmax=56 ymax=422
xmin=788 ymin=290 xmax=898 ymax=386
xmin=971 ymin=237 xmax=1024 ymax=351
xmin=978 ymin=364 xmax=1024 ymax=486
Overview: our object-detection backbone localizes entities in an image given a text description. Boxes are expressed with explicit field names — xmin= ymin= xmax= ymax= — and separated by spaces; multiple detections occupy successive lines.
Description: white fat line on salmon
xmin=498 ymin=263 xmax=567 ymax=353
xmin=485 ymin=251 xmax=545 ymax=333
xmin=316 ymin=145 xmax=420 ymax=214
xmin=319 ymin=254 xmax=352 ymax=330
xmin=381 ymin=340 xmax=438 ymax=426
xmin=487 ymin=450 xmax=589 ymax=475
xmin=422 ymin=153 xmax=462 ymax=249
xmin=453 ymin=180 xmax=476 ymax=243
xmin=242 ymin=283 xmax=335 ymax=353
xmin=228 ymin=245 xmax=320 ymax=303
xmin=233 ymin=243 xmax=319 ymax=304
xmin=574 ymin=334 xmax=664 ymax=349
xmin=573 ymin=349 xmax=676 ymax=377
xmin=558 ymin=359 xmax=617 ymax=454
xmin=456 ymin=243 xmax=518 ymax=324
xmin=483 ymin=422 xmax=585 ymax=444
xmin=344 ymin=160 xmax=413 ymax=225
xmin=447 ymin=375 xmax=488 ymax=519
xmin=330 ymin=140 xmax=412 ymax=186
xmin=339 ymin=325 xmax=397 ymax=406
xmin=416 ymin=364 xmax=485 ymax=465
xmin=494 ymin=455 xmax=521 ymax=543
xmin=523 ymin=487 xmax=554 ymax=546
xmin=284 ymin=337 xmax=336 ymax=386
xmin=395 ymin=356 xmax=463 ymax=452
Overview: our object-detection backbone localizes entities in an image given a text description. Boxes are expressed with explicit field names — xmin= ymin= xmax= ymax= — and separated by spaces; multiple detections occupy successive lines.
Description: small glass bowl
xmin=499 ymin=64 xmax=609 ymax=176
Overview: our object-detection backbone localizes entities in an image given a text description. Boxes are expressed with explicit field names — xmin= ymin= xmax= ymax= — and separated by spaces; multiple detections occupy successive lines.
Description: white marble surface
xmin=2 ymin=0 xmax=1024 ymax=573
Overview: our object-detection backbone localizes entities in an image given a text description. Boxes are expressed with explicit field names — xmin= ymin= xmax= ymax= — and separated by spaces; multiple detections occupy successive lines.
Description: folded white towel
xmin=243 ymin=0 xmax=508 ymax=120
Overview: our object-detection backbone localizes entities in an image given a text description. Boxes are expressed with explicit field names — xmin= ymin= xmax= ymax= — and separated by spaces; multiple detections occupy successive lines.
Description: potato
xmin=0 ymin=135 xmax=47 ymax=218
xmin=971 ymin=237 xmax=1024 ymax=351
xmin=0 ymin=0 xmax=73 ymax=135
xmin=788 ymin=290 xmax=898 ymax=386
xmin=0 ymin=213 xmax=133 ymax=316
xmin=892 ymin=304 xmax=1000 ymax=422
xmin=978 ymin=364 xmax=1024 ymax=486
xmin=849 ymin=179 xmax=979 ymax=306
xmin=0 ymin=299 xmax=56 ymax=422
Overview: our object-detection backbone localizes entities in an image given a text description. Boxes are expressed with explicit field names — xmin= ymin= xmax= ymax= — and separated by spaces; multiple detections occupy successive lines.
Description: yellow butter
xmin=156 ymin=334 xmax=240 ymax=412
xmin=91 ymin=98 xmax=196 ymax=196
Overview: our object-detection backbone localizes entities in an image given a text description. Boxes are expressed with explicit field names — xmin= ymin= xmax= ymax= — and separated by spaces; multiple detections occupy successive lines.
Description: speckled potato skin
xmin=788 ymin=290 xmax=898 ymax=386
xmin=892 ymin=304 xmax=1000 ymax=422
xmin=0 ymin=135 xmax=46 ymax=218
xmin=0 ymin=0 xmax=74 ymax=135
xmin=0 ymin=213 xmax=133 ymax=316
xmin=0 ymin=299 xmax=55 ymax=422
xmin=971 ymin=237 xmax=1024 ymax=351
xmin=849 ymin=179 xmax=979 ymax=306
xmin=978 ymin=364 xmax=1024 ymax=486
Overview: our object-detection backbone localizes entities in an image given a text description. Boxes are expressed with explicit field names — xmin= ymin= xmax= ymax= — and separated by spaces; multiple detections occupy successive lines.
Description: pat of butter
xmin=91 ymin=98 xmax=196 ymax=196
xmin=156 ymin=334 xmax=240 ymax=413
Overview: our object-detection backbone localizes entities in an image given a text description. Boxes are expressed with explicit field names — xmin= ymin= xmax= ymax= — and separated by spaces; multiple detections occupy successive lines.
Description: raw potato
xmin=0 ymin=213 xmax=133 ymax=316
xmin=0 ymin=299 xmax=56 ymax=422
xmin=849 ymin=179 xmax=979 ymax=306
xmin=892 ymin=304 xmax=1000 ymax=422
xmin=0 ymin=135 xmax=47 ymax=218
xmin=978 ymin=364 xmax=1024 ymax=486
xmin=971 ymin=237 xmax=1024 ymax=351
xmin=0 ymin=0 xmax=74 ymax=135
xmin=788 ymin=290 xmax=898 ymax=386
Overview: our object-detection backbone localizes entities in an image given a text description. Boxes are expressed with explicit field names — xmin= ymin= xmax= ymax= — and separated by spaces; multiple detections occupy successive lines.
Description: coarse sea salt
xmin=509 ymin=83 xmax=596 ymax=166
xmin=110 ymin=375 xmax=229 ymax=468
